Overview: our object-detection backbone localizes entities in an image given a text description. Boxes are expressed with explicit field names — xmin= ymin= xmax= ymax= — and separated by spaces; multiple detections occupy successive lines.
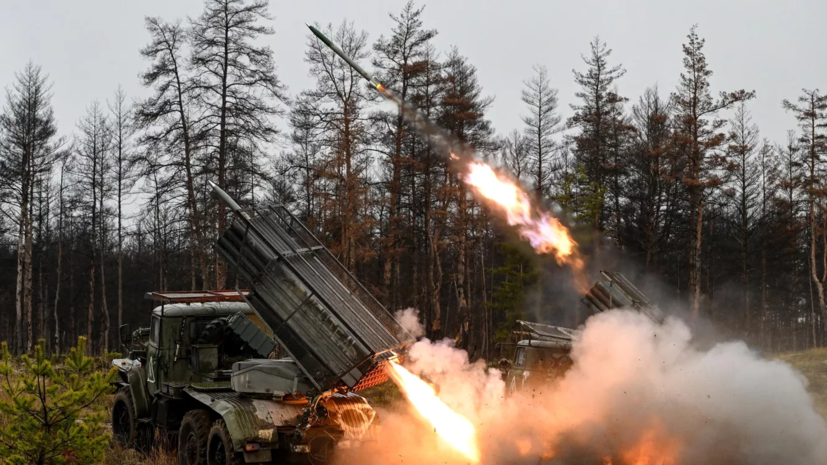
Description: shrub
xmin=0 ymin=337 xmax=117 ymax=465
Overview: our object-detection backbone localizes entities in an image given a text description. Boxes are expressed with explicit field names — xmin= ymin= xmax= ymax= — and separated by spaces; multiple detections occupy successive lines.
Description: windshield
xmin=514 ymin=347 xmax=526 ymax=367
xmin=149 ymin=316 xmax=160 ymax=345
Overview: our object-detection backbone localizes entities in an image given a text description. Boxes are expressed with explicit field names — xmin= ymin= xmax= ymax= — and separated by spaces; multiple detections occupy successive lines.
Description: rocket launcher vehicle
xmin=209 ymin=181 xmax=415 ymax=394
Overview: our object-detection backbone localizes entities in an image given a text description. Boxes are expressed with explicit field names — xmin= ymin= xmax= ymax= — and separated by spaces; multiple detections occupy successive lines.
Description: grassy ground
xmin=101 ymin=446 xmax=177 ymax=465
xmin=776 ymin=347 xmax=827 ymax=419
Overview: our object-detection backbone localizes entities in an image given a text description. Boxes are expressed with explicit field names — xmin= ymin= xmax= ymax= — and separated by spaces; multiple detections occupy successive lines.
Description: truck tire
xmin=207 ymin=419 xmax=243 ymax=465
xmin=179 ymin=409 xmax=211 ymax=465
xmin=111 ymin=387 xmax=137 ymax=448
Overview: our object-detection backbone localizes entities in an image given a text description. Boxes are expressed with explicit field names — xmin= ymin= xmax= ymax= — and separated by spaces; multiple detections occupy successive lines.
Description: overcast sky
xmin=1 ymin=0 xmax=825 ymax=151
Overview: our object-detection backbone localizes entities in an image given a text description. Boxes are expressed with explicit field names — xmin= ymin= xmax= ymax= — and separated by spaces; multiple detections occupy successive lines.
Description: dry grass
xmin=776 ymin=347 xmax=827 ymax=420
xmin=101 ymin=445 xmax=177 ymax=465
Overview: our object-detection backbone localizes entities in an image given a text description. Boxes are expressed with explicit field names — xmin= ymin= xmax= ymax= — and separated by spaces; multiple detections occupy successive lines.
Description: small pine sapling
xmin=0 ymin=337 xmax=116 ymax=465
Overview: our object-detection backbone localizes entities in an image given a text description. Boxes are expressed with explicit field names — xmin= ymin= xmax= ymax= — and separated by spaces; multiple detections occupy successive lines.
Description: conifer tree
xmin=0 ymin=337 xmax=115 ymax=465
xmin=671 ymin=25 xmax=754 ymax=316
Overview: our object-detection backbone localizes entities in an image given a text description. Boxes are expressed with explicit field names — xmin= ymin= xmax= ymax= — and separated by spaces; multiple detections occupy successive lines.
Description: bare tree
xmin=521 ymin=64 xmax=562 ymax=200
xmin=0 ymin=63 xmax=61 ymax=353
xmin=108 ymin=86 xmax=135 ymax=337
xmin=303 ymin=21 xmax=374 ymax=270
xmin=189 ymin=0 xmax=286 ymax=289
xmin=499 ymin=130 xmax=531 ymax=183
xmin=726 ymin=102 xmax=761 ymax=333
xmin=74 ymin=102 xmax=111 ymax=351
xmin=53 ymin=158 xmax=69 ymax=354
xmin=136 ymin=17 xmax=210 ymax=290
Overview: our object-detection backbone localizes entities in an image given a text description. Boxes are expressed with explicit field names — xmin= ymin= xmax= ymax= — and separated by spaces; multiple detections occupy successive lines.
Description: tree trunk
xmin=761 ymin=248 xmax=767 ymax=347
xmin=15 ymin=205 xmax=26 ymax=354
xmin=88 ymin=145 xmax=97 ymax=353
xmin=456 ymin=180 xmax=469 ymax=348
xmin=690 ymin=190 xmax=704 ymax=318
xmin=99 ymin=208 xmax=110 ymax=353
xmin=24 ymin=198 xmax=34 ymax=353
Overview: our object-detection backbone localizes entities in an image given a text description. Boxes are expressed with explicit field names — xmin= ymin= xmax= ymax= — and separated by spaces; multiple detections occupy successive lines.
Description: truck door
xmin=146 ymin=315 xmax=161 ymax=396
xmin=509 ymin=346 xmax=527 ymax=394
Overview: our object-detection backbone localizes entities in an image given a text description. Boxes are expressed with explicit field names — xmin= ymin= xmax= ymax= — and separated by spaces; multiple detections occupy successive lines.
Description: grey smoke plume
xmin=343 ymin=309 xmax=827 ymax=465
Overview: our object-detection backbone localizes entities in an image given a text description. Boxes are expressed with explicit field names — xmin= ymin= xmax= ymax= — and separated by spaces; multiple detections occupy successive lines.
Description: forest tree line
xmin=0 ymin=0 xmax=825 ymax=357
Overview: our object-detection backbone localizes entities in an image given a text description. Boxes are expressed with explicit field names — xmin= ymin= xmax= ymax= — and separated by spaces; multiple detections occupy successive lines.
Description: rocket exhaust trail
xmin=307 ymin=24 xmax=468 ymax=162
xmin=307 ymin=23 xmax=589 ymax=289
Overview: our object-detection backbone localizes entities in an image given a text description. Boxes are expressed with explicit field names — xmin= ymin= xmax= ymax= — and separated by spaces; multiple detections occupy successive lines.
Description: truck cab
xmin=112 ymin=291 xmax=380 ymax=465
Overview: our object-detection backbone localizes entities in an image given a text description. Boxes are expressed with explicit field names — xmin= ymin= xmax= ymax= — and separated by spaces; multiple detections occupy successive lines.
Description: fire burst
xmin=463 ymin=161 xmax=588 ymax=291
xmin=387 ymin=362 xmax=480 ymax=463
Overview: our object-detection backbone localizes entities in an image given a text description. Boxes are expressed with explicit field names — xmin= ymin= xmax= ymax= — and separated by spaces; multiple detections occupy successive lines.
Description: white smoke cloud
xmin=540 ymin=309 xmax=827 ymax=465
xmin=345 ymin=309 xmax=827 ymax=465
xmin=394 ymin=308 xmax=425 ymax=338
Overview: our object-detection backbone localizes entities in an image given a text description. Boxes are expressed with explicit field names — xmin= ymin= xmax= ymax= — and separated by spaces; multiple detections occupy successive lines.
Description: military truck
xmin=111 ymin=184 xmax=414 ymax=465
xmin=503 ymin=271 xmax=663 ymax=393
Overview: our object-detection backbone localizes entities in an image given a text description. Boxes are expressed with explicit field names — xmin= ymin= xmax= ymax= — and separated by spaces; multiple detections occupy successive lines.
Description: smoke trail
xmin=342 ymin=309 xmax=827 ymax=465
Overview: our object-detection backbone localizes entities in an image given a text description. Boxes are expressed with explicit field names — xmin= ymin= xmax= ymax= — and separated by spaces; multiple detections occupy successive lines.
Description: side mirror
xmin=119 ymin=324 xmax=132 ymax=349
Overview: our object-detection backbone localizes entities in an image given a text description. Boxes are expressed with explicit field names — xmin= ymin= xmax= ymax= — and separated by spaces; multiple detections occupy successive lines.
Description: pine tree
xmin=568 ymin=37 xmax=626 ymax=231
xmin=783 ymin=89 xmax=827 ymax=343
xmin=0 ymin=337 xmax=115 ymax=465
xmin=135 ymin=17 xmax=210 ymax=290
xmin=372 ymin=1 xmax=437 ymax=310
xmin=725 ymin=102 xmax=761 ymax=334
xmin=671 ymin=25 xmax=754 ymax=317
xmin=189 ymin=0 xmax=286 ymax=289
xmin=491 ymin=243 xmax=538 ymax=341
xmin=304 ymin=21 xmax=374 ymax=271
xmin=625 ymin=86 xmax=676 ymax=269
xmin=0 ymin=63 xmax=62 ymax=354
xmin=438 ymin=47 xmax=493 ymax=356
xmin=108 ymin=87 xmax=135 ymax=336
xmin=74 ymin=102 xmax=111 ymax=351
xmin=521 ymin=64 xmax=562 ymax=200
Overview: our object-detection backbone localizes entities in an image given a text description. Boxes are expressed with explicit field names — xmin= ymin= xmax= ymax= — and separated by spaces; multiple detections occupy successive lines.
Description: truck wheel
xmin=111 ymin=387 xmax=137 ymax=448
xmin=207 ymin=419 xmax=243 ymax=465
xmin=179 ymin=410 xmax=211 ymax=465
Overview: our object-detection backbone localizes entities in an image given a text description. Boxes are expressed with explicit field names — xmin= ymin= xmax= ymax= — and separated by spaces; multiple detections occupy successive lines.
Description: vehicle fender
xmin=185 ymin=388 xmax=304 ymax=451
xmin=127 ymin=367 xmax=150 ymax=418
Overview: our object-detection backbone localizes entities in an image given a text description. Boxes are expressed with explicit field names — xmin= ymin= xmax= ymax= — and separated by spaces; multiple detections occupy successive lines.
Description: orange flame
xmin=462 ymin=161 xmax=588 ymax=291
xmin=387 ymin=362 xmax=480 ymax=463
xmin=601 ymin=426 xmax=681 ymax=465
